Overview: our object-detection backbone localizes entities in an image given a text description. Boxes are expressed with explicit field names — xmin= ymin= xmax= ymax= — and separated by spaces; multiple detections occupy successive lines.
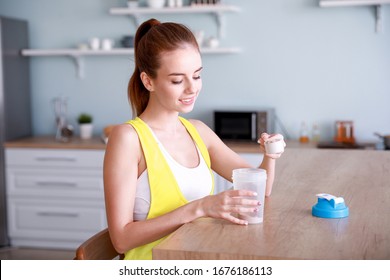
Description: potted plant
xmin=77 ymin=113 xmax=93 ymax=139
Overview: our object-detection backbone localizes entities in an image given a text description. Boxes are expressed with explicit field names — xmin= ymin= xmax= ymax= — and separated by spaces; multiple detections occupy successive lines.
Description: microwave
xmin=214 ymin=110 xmax=275 ymax=141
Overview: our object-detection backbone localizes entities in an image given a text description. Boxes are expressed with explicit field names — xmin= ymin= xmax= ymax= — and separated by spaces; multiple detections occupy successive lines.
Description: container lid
xmin=232 ymin=168 xmax=267 ymax=182
xmin=312 ymin=193 xmax=349 ymax=219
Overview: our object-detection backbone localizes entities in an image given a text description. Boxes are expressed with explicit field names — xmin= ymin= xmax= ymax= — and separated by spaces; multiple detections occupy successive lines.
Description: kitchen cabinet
xmin=5 ymin=148 xmax=106 ymax=249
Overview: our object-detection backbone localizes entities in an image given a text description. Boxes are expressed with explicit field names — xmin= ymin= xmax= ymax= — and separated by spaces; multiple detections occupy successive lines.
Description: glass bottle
xmin=312 ymin=123 xmax=320 ymax=142
xmin=299 ymin=121 xmax=309 ymax=143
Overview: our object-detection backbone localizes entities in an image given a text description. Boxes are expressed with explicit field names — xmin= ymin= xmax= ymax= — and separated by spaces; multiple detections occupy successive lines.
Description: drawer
xmin=5 ymin=148 xmax=104 ymax=168
xmin=6 ymin=168 xmax=103 ymax=199
xmin=7 ymin=198 xmax=107 ymax=243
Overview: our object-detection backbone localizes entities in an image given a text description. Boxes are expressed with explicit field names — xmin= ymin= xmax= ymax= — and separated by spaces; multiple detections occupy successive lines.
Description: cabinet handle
xmin=36 ymin=181 xmax=78 ymax=188
xmin=37 ymin=212 xmax=79 ymax=218
xmin=34 ymin=156 xmax=77 ymax=162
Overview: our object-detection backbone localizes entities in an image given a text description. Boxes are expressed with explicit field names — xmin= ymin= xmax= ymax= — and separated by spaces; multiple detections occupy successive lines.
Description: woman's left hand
xmin=257 ymin=133 xmax=286 ymax=159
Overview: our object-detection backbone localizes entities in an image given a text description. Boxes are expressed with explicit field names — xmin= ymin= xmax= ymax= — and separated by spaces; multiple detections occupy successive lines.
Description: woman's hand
xmin=258 ymin=133 xmax=286 ymax=159
xmin=197 ymin=189 xmax=260 ymax=225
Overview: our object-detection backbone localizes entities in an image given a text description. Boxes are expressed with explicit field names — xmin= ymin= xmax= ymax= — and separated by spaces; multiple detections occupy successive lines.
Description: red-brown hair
xmin=128 ymin=18 xmax=200 ymax=117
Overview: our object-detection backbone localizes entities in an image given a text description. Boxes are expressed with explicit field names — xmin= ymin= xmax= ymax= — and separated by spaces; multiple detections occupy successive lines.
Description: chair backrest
xmin=75 ymin=228 xmax=124 ymax=260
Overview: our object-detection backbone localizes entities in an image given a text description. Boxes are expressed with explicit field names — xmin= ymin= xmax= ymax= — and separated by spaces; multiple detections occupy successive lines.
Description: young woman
xmin=103 ymin=18 xmax=285 ymax=260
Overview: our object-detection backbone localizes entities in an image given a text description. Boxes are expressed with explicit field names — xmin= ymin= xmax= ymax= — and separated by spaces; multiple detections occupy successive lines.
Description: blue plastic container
xmin=312 ymin=194 xmax=349 ymax=219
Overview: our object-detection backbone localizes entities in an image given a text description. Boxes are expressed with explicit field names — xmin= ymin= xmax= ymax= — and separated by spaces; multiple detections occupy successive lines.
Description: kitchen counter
xmin=4 ymin=136 xmax=316 ymax=152
xmin=5 ymin=135 xmax=375 ymax=153
xmin=5 ymin=135 xmax=378 ymax=152
xmin=153 ymin=148 xmax=390 ymax=259
xmin=224 ymin=140 xmax=317 ymax=153
xmin=4 ymin=135 xmax=106 ymax=150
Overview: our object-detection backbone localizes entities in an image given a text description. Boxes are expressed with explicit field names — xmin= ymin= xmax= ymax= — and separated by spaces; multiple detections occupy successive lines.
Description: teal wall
xmin=1 ymin=0 xmax=389 ymax=142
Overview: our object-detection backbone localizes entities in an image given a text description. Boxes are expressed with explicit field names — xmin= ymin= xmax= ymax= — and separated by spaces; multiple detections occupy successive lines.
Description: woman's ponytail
xmin=128 ymin=19 xmax=161 ymax=117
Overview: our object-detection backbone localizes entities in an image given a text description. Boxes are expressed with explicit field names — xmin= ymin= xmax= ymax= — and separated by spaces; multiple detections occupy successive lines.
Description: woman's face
xmin=148 ymin=45 xmax=203 ymax=114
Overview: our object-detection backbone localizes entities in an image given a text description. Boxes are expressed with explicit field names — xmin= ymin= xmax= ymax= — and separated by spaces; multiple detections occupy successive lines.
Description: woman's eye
xmin=172 ymin=80 xmax=183 ymax=85
xmin=193 ymin=76 xmax=201 ymax=80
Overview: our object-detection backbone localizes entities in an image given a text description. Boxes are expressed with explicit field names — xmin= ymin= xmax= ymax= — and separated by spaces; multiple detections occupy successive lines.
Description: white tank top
xmin=133 ymin=125 xmax=213 ymax=221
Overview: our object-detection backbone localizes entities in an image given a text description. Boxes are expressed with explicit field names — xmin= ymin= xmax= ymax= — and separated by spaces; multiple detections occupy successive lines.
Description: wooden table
xmin=153 ymin=148 xmax=390 ymax=259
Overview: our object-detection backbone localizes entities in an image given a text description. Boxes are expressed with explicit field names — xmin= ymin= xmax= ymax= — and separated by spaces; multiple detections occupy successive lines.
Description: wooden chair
xmin=74 ymin=228 xmax=124 ymax=260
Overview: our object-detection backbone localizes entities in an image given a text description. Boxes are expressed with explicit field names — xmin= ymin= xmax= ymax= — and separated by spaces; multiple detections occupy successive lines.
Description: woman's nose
xmin=184 ymin=79 xmax=198 ymax=94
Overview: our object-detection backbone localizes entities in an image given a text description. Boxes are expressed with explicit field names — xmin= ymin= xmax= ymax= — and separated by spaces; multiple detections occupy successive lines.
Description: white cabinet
xmin=213 ymin=153 xmax=264 ymax=193
xmin=5 ymin=148 xmax=106 ymax=249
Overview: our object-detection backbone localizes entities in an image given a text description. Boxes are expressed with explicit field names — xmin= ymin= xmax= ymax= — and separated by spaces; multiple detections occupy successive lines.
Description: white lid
xmin=232 ymin=168 xmax=267 ymax=182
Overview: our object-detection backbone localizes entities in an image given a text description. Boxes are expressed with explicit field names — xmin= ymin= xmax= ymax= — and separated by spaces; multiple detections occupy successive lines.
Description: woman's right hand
xmin=197 ymin=189 xmax=260 ymax=225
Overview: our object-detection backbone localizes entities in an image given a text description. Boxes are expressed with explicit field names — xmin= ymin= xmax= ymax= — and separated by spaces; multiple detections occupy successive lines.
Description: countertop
xmin=4 ymin=136 xmax=106 ymax=150
xmin=153 ymin=148 xmax=390 ymax=259
xmin=4 ymin=136 xmax=378 ymax=153
xmin=4 ymin=135 xmax=317 ymax=152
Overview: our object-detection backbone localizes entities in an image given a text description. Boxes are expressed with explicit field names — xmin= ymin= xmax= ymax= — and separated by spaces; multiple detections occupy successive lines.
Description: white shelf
xmin=21 ymin=47 xmax=241 ymax=57
xmin=109 ymin=4 xmax=241 ymax=15
xmin=21 ymin=47 xmax=241 ymax=78
xmin=320 ymin=0 xmax=390 ymax=7
xmin=20 ymin=4 xmax=242 ymax=79
xmin=319 ymin=0 xmax=390 ymax=32
xmin=109 ymin=4 xmax=241 ymax=38
xmin=22 ymin=48 xmax=134 ymax=56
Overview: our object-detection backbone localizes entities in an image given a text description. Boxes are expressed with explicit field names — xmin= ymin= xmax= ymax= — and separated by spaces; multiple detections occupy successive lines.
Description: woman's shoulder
xmin=187 ymin=118 xmax=207 ymax=129
xmin=187 ymin=118 xmax=210 ymax=134
xmin=106 ymin=123 xmax=140 ymax=149
xmin=110 ymin=123 xmax=137 ymax=137
xmin=186 ymin=118 xmax=219 ymax=147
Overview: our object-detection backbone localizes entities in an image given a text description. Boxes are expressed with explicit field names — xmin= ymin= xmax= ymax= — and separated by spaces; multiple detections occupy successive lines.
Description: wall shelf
xmin=20 ymin=4 xmax=242 ymax=79
xmin=319 ymin=0 xmax=390 ymax=32
xmin=109 ymin=4 xmax=241 ymax=38
xmin=319 ymin=0 xmax=390 ymax=7
xmin=21 ymin=47 xmax=241 ymax=78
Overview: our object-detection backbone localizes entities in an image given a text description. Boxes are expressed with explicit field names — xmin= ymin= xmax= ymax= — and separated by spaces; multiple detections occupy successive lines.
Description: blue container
xmin=312 ymin=195 xmax=349 ymax=219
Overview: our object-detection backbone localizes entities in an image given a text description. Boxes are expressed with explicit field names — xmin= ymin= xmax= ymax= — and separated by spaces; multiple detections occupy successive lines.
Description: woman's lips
xmin=179 ymin=96 xmax=196 ymax=105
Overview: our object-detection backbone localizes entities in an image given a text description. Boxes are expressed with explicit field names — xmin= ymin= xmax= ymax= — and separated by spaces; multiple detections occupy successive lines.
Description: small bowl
xmin=206 ymin=37 xmax=220 ymax=48
xmin=146 ymin=0 xmax=166 ymax=9
xmin=127 ymin=1 xmax=139 ymax=8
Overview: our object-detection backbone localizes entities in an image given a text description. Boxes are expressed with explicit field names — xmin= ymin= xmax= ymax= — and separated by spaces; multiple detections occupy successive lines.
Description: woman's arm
xmin=190 ymin=120 xmax=284 ymax=197
xmin=104 ymin=124 xmax=260 ymax=254
xmin=257 ymin=133 xmax=285 ymax=196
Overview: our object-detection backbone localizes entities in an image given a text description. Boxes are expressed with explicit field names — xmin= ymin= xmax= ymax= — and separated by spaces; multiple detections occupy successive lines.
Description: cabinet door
xmin=7 ymin=197 xmax=107 ymax=249
xmin=4 ymin=147 xmax=106 ymax=249
xmin=6 ymin=168 xmax=104 ymax=199
xmin=214 ymin=153 xmax=264 ymax=193
xmin=5 ymin=148 xmax=104 ymax=168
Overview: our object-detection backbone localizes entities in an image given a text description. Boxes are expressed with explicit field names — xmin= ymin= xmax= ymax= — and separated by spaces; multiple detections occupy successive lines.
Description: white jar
xmin=175 ymin=0 xmax=183 ymax=7
xmin=146 ymin=0 xmax=166 ymax=8
xmin=127 ymin=0 xmax=139 ymax=8
xmin=89 ymin=37 xmax=100 ymax=50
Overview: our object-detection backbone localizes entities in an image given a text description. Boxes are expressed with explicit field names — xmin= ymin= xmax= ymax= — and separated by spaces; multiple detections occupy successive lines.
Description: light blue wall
xmin=1 ymin=0 xmax=389 ymax=142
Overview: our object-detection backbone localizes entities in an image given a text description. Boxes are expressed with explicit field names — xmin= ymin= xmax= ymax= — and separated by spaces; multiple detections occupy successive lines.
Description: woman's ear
xmin=140 ymin=72 xmax=154 ymax=92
